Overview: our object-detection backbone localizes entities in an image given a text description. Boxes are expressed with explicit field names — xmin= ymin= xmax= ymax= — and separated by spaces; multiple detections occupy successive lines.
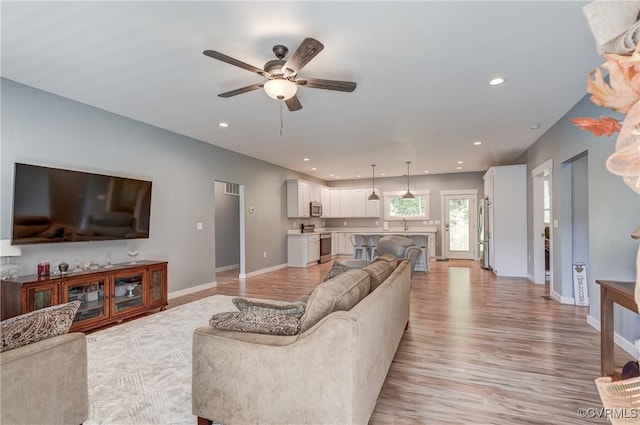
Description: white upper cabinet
xmin=309 ymin=185 xmax=321 ymax=203
xmin=365 ymin=188 xmax=381 ymax=217
xmin=320 ymin=188 xmax=331 ymax=217
xmin=329 ymin=189 xmax=341 ymax=217
xmin=287 ymin=180 xmax=310 ymax=218
xmin=287 ymin=180 xmax=381 ymax=218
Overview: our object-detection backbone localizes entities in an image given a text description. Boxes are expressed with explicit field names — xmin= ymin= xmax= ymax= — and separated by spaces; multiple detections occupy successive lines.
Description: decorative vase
xmin=59 ymin=261 xmax=69 ymax=274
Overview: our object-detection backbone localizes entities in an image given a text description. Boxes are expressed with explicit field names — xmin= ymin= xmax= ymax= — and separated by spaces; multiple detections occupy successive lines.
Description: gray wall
xmin=0 ymin=78 xmax=318 ymax=292
xmin=516 ymin=95 xmax=640 ymax=346
xmin=214 ymin=181 xmax=240 ymax=269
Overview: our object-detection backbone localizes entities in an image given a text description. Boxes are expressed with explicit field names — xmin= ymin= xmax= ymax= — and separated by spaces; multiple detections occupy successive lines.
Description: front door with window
xmin=443 ymin=194 xmax=476 ymax=260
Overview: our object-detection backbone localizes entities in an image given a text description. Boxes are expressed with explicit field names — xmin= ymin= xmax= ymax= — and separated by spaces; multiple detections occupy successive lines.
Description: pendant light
xmin=402 ymin=161 xmax=415 ymax=199
xmin=368 ymin=164 xmax=380 ymax=200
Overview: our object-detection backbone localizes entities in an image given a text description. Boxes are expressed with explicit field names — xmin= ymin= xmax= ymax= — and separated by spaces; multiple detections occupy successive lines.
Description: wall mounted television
xmin=12 ymin=163 xmax=152 ymax=245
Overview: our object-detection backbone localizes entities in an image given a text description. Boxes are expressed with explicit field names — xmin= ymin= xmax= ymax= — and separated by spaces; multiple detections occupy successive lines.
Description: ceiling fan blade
xmin=203 ymin=50 xmax=270 ymax=78
xmin=285 ymin=95 xmax=302 ymax=111
xmin=281 ymin=38 xmax=324 ymax=77
xmin=296 ymin=78 xmax=356 ymax=92
xmin=218 ymin=83 xmax=264 ymax=98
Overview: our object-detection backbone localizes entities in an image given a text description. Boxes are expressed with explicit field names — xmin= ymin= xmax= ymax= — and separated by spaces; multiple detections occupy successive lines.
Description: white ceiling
xmin=1 ymin=1 xmax=602 ymax=181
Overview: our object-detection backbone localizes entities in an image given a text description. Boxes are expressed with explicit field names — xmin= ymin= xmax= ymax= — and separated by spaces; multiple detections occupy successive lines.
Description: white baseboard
xmin=239 ymin=263 xmax=288 ymax=279
xmin=168 ymin=281 xmax=217 ymax=299
xmin=527 ymin=274 xmax=534 ymax=283
xmin=587 ymin=315 xmax=640 ymax=359
xmin=550 ymin=289 xmax=574 ymax=305
xmin=215 ymin=264 xmax=239 ymax=272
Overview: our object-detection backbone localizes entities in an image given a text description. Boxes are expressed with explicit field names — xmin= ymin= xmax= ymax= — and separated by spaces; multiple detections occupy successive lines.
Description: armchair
xmin=0 ymin=333 xmax=89 ymax=425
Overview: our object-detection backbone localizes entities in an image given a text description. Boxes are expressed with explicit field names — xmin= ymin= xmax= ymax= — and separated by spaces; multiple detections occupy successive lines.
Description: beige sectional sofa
xmin=192 ymin=258 xmax=412 ymax=425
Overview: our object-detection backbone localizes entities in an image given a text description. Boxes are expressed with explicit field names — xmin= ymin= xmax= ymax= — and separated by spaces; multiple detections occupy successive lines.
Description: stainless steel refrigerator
xmin=478 ymin=197 xmax=491 ymax=269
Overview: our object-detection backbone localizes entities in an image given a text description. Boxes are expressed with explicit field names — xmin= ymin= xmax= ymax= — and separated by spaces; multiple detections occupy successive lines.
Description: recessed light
xmin=473 ymin=141 xmax=482 ymax=146
xmin=311 ymin=167 xmax=317 ymax=171
xmin=218 ymin=122 xmax=229 ymax=128
xmin=335 ymin=176 xmax=340 ymax=179
xmin=457 ymin=161 xmax=464 ymax=164
xmin=489 ymin=77 xmax=505 ymax=86
xmin=303 ymin=158 xmax=310 ymax=162
xmin=329 ymin=174 xmax=334 ymax=177
xmin=530 ymin=123 xmax=541 ymax=130
xmin=357 ymin=175 xmax=361 ymax=178
xmin=423 ymin=170 xmax=430 ymax=173
xmin=381 ymin=173 xmax=386 ymax=176
xmin=457 ymin=166 xmax=463 ymax=170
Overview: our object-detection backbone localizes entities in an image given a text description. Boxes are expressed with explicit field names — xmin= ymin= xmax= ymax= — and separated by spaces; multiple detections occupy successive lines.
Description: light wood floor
xmin=170 ymin=259 xmax=634 ymax=425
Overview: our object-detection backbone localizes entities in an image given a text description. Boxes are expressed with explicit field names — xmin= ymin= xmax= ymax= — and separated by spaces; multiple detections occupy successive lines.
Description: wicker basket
xmin=595 ymin=376 xmax=640 ymax=424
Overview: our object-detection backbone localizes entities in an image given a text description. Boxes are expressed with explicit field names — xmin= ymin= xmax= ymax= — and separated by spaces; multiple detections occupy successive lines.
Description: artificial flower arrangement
xmin=571 ymin=41 xmax=640 ymax=194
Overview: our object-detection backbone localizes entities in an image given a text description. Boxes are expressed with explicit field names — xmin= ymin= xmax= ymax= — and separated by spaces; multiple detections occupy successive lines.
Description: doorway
xmin=532 ymin=160 xmax=553 ymax=289
xmin=440 ymin=190 xmax=478 ymax=260
xmin=214 ymin=181 xmax=245 ymax=278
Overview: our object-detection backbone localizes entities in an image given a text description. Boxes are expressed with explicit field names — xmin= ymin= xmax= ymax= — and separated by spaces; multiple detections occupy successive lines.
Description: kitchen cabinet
xmin=329 ymin=189 xmax=341 ymax=217
xmin=336 ymin=232 xmax=354 ymax=256
xmin=483 ymin=165 xmax=527 ymax=277
xmin=320 ymin=188 xmax=331 ymax=217
xmin=339 ymin=189 xmax=366 ymax=217
xmin=331 ymin=232 xmax=338 ymax=257
xmin=287 ymin=234 xmax=320 ymax=267
xmin=365 ymin=188 xmax=381 ymax=217
xmin=309 ymin=185 xmax=321 ymax=203
xmin=286 ymin=179 xmax=381 ymax=218
xmin=287 ymin=180 xmax=310 ymax=218
xmin=0 ymin=261 xmax=168 ymax=331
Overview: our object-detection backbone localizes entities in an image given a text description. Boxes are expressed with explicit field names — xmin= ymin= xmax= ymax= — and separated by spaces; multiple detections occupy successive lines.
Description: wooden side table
xmin=595 ymin=280 xmax=638 ymax=377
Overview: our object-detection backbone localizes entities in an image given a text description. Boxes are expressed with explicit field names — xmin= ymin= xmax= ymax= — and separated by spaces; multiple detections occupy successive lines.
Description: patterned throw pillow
xmin=209 ymin=311 xmax=301 ymax=336
xmin=0 ymin=301 xmax=81 ymax=352
xmin=322 ymin=261 xmax=351 ymax=282
xmin=232 ymin=297 xmax=306 ymax=319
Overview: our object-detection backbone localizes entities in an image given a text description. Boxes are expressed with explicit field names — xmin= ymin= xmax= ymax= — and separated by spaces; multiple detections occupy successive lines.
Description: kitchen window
xmin=383 ymin=190 xmax=431 ymax=220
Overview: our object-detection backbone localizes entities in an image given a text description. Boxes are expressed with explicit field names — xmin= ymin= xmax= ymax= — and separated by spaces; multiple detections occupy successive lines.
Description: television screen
xmin=12 ymin=163 xmax=152 ymax=245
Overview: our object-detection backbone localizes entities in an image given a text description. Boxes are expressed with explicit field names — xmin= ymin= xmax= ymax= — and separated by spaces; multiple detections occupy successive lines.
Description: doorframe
xmin=440 ymin=189 xmax=478 ymax=260
xmin=213 ymin=180 xmax=246 ymax=278
xmin=531 ymin=160 xmax=553 ymax=286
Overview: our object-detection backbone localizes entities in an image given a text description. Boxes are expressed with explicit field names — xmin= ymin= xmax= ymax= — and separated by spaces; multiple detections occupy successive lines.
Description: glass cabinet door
xmin=113 ymin=271 xmax=146 ymax=315
xmin=148 ymin=266 xmax=167 ymax=308
xmin=24 ymin=283 xmax=59 ymax=313
xmin=63 ymin=277 xmax=108 ymax=325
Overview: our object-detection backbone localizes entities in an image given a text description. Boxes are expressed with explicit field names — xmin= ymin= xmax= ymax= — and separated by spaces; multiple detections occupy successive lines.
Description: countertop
xmin=287 ymin=227 xmax=438 ymax=235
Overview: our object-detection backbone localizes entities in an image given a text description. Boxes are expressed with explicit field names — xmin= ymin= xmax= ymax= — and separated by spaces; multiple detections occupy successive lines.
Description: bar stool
xmin=368 ymin=235 xmax=383 ymax=260
xmin=351 ymin=234 xmax=371 ymax=260
xmin=409 ymin=234 xmax=429 ymax=273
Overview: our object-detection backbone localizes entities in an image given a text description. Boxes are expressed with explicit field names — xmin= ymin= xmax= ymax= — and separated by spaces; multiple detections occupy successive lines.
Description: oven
xmin=319 ymin=233 xmax=332 ymax=263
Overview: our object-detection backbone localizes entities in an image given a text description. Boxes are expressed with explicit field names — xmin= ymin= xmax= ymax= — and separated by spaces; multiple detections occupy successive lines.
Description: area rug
xmin=85 ymin=295 xmax=236 ymax=425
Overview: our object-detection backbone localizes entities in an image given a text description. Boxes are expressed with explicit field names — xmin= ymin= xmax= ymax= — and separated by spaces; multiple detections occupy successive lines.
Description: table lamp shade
xmin=0 ymin=240 xmax=22 ymax=257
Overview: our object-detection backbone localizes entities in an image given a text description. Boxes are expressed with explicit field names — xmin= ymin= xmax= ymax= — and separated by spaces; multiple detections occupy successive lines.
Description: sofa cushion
xmin=0 ymin=301 xmax=81 ymax=352
xmin=322 ymin=261 xmax=351 ymax=282
xmin=299 ymin=269 xmax=371 ymax=333
xmin=372 ymin=253 xmax=399 ymax=268
xmin=339 ymin=259 xmax=371 ymax=269
xmin=209 ymin=311 xmax=300 ymax=336
xmin=232 ymin=297 xmax=306 ymax=319
xmin=363 ymin=260 xmax=395 ymax=291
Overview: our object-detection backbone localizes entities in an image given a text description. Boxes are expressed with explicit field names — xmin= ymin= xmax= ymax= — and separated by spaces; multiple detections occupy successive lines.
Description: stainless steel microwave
xmin=310 ymin=201 xmax=322 ymax=217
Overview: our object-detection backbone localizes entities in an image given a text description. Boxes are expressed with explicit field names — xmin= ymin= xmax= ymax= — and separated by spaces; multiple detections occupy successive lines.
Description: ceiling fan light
xmin=264 ymin=79 xmax=297 ymax=100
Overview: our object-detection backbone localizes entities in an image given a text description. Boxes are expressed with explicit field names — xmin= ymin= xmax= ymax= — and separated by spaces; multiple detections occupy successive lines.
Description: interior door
xmin=444 ymin=194 xmax=476 ymax=259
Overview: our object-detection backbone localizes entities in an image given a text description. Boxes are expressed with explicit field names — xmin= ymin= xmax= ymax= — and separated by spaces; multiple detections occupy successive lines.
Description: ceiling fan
xmin=203 ymin=38 xmax=356 ymax=111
